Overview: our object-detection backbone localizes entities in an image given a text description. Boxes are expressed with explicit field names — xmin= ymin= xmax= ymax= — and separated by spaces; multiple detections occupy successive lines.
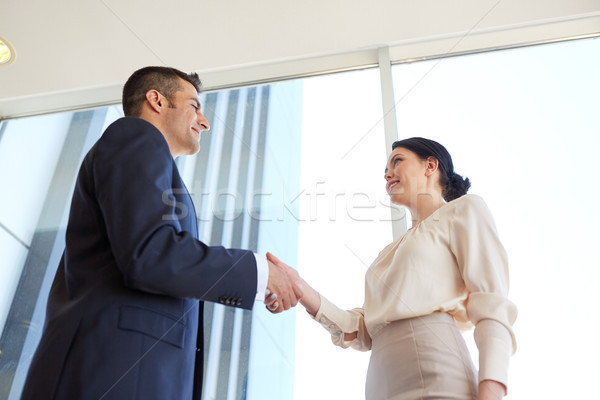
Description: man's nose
xmin=197 ymin=112 xmax=210 ymax=131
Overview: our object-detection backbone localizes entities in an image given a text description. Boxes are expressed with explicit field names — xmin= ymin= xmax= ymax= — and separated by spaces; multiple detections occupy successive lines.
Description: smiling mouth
xmin=387 ymin=181 xmax=399 ymax=194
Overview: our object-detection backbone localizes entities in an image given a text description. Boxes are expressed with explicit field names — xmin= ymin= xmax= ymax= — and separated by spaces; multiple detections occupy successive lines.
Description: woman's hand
xmin=266 ymin=252 xmax=321 ymax=316
xmin=478 ymin=380 xmax=506 ymax=400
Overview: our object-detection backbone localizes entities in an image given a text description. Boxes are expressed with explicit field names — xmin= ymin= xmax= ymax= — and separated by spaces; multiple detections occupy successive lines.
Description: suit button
xmin=225 ymin=298 xmax=231 ymax=305
xmin=237 ymin=299 xmax=243 ymax=306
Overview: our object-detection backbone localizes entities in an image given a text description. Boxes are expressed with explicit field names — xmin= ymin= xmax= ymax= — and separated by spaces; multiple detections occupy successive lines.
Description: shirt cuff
xmin=253 ymin=253 xmax=269 ymax=302
xmin=474 ymin=319 xmax=512 ymax=388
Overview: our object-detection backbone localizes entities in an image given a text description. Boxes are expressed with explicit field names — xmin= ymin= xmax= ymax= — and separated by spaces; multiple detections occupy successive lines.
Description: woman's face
xmin=384 ymin=147 xmax=431 ymax=206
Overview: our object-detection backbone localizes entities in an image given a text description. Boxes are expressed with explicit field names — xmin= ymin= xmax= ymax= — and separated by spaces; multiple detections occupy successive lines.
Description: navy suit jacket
xmin=21 ymin=117 xmax=258 ymax=399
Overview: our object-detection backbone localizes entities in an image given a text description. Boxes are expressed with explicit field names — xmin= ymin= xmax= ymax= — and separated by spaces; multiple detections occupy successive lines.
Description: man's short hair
xmin=122 ymin=66 xmax=202 ymax=117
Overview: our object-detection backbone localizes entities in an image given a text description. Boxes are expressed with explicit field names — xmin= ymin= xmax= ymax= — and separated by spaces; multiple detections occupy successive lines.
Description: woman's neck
xmin=408 ymin=193 xmax=445 ymax=228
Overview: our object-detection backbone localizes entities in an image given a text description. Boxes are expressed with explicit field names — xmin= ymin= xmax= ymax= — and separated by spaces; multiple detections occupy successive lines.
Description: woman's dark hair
xmin=122 ymin=66 xmax=202 ymax=117
xmin=391 ymin=137 xmax=471 ymax=202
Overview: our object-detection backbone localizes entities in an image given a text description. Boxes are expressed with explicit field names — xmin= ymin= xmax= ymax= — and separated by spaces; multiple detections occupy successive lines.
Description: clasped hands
xmin=264 ymin=252 xmax=303 ymax=314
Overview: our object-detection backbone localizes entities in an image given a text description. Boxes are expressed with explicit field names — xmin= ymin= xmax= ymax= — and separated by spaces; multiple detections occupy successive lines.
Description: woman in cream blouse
xmin=267 ymin=137 xmax=517 ymax=400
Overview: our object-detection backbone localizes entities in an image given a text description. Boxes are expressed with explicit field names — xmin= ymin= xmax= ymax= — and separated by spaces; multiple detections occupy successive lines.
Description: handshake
xmin=264 ymin=252 xmax=319 ymax=316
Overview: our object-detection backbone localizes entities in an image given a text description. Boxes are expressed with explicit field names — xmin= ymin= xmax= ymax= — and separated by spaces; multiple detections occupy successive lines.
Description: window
xmin=1 ymin=37 xmax=598 ymax=400
xmin=391 ymin=37 xmax=600 ymax=399
xmin=295 ymin=67 xmax=388 ymax=399
xmin=0 ymin=81 xmax=306 ymax=399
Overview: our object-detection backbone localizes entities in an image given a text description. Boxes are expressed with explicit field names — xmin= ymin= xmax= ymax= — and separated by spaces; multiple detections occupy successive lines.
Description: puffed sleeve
xmin=449 ymin=195 xmax=517 ymax=389
xmin=312 ymin=295 xmax=372 ymax=351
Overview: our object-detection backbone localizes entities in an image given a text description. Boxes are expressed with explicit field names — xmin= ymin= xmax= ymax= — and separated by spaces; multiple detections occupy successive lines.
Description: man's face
xmin=161 ymin=78 xmax=210 ymax=157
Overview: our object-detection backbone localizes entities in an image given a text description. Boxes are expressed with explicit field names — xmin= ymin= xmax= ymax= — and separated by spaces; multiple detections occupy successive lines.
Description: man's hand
xmin=265 ymin=254 xmax=303 ymax=313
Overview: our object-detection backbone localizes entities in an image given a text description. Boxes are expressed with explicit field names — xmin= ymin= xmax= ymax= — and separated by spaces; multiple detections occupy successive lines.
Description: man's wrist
xmin=253 ymin=253 xmax=269 ymax=301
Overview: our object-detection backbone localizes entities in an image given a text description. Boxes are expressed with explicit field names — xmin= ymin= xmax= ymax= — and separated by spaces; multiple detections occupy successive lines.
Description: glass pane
xmin=180 ymin=83 xmax=305 ymax=400
xmin=0 ymin=68 xmax=391 ymax=400
xmin=0 ymin=84 xmax=305 ymax=399
xmin=0 ymin=108 xmax=118 ymax=398
xmin=295 ymin=67 xmax=390 ymax=399
xmin=0 ymin=113 xmax=71 ymax=244
xmin=392 ymin=37 xmax=600 ymax=399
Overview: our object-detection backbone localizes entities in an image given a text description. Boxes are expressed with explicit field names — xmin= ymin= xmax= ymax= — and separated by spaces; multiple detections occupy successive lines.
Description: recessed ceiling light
xmin=0 ymin=37 xmax=15 ymax=65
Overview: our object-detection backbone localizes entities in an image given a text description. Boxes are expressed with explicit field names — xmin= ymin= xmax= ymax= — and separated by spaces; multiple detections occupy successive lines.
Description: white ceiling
xmin=1 ymin=0 xmax=599 ymax=119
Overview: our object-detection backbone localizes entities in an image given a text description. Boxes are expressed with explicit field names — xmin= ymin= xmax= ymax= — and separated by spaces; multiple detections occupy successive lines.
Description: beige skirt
xmin=366 ymin=312 xmax=477 ymax=400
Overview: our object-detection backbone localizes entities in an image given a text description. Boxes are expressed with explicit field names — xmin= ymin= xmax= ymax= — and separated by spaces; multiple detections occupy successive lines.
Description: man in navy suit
xmin=20 ymin=66 xmax=301 ymax=399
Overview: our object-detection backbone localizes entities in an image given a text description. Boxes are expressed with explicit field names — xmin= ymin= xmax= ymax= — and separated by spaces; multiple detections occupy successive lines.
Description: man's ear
xmin=425 ymin=156 xmax=439 ymax=177
xmin=145 ymin=89 xmax=163 ymax=113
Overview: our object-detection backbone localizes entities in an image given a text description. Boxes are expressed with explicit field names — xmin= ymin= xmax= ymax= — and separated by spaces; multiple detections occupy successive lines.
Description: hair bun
xmin=443 ymin=173 xmax=471 ymax=202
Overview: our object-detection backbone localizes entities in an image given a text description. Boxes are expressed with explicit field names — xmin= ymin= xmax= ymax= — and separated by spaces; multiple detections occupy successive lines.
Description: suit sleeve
xmin=92 ymin=118 xmax=257 ymax=309
xmin=449 ymin=195 xmax=517 ymax=388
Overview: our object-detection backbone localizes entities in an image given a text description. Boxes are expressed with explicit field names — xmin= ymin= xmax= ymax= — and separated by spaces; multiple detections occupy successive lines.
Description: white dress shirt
xmin=254 ymin=254 xmax=269 ymax=301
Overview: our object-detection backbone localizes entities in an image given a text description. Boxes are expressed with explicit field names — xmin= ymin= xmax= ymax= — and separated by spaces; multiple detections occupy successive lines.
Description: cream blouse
xmin=313 ymin=194 xmax=517 ymax=388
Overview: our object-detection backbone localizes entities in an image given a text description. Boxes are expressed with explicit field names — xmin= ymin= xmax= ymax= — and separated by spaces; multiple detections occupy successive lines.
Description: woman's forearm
xmin=297 ymin=277 xmax=358 ymax=342
xmin=478 ymin=379 xmax=506 ymax=400
xmin=297 ymin=278 xmax=321 ymax=317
